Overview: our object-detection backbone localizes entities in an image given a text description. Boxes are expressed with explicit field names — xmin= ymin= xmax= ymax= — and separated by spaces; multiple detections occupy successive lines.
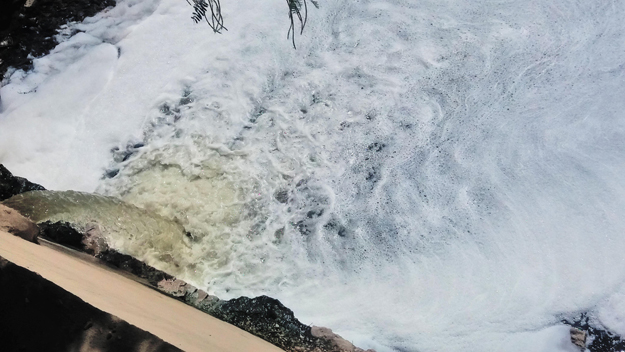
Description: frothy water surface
xmin=2 ymin=190 xmax=195 ymax=277
xmin=2 ymin=0 xmax=625 ymax=350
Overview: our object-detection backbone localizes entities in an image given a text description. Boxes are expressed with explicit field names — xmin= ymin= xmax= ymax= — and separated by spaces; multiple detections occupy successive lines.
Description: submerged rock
xmin=564 ymin=313 xmax=625 ymax=352
xmin=37 ymin=220 xmax=108 ymax=255
xmin=0 ymin=204 xmax=39 ymax=242
xmin=38 ymin=220 xmax=84 ymax=248
xmin=0 ymin=164 xmax=45 ymax=201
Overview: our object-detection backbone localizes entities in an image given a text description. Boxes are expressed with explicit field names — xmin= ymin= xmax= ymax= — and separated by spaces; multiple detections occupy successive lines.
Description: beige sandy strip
xmin=0 ymin=230 xmax=284 ymax=352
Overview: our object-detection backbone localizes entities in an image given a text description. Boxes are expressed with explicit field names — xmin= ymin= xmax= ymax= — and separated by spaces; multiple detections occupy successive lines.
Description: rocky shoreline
xmin=0 ymin=164 xmax=373 ymax=352
xmin=564 ymin=314 xmax=625 ymax=352
xmin=0 ymin=0 xmax=379 ymax=343
xmin=3 ymin=1 xmax=621 ymax=351
xmin=3 ymin=164 xmax=625 ymax=351
xmin=0 ymin=0 xmax=114 ymax=78
xmin=35 ymin=220 xmax=365 ymax=352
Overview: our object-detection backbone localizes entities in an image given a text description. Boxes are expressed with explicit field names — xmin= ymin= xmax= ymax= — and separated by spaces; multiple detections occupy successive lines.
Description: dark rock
xmin=0 ymin=0 xmax=115 ymax=77
xmin=274 ymin=227 xmax=285 ymax=241
xmin=367 ymin=142 xmax=385 ymax=152
xmin=38 ymin=220 xmax=83 ymax=248
xmin=207 ymin=295 xmax=334 ymax=352
xmin=97 ymin=249 xmax=175 ymax=286
xmin=274 ymin=189 xmax=289 ymax=203
xmin=155 ymin=277 xmax=364 ymax=351
xmin=34 ymin=220 xmax=374 ymax=352
xmin=0 ymin=164 xmax=45 ymax=202
xmin=38 ymin=221 xmax=174 ymax=286
xmin=564 ymin=313 xmax=625 ymax=352
xmin=179 ymin=96 xmax=193 ymax=105
xmin=0 ymin=0 xmax=27 ymax=32
xmin=324 ymin=219 xmax=348 ymax=238
xmin=0 ymin=254 xmax=182 ymax=352
xmin=111 ymin=142 xmax=144 ymax=164
xmin=306 ymin=209 xmax=324 ymax=218
xmin=295 ymin=219 xmax=312 ymax=236
xmin=104 ymin=169 xmax=120 ymax=178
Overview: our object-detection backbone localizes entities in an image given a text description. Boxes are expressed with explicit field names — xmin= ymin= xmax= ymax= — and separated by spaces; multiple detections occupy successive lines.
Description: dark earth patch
xmin=0 ymin=0 xmax=114 ymax=77
xmin=0 ymin=164 xmax=45 ymax=201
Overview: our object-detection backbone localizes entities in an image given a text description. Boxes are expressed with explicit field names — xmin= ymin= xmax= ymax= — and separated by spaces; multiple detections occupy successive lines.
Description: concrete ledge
xmin=0 ymin=230 xmax=284 ymax=352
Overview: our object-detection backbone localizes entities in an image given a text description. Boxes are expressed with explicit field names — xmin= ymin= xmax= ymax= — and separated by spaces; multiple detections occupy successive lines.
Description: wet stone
xmin=82 ymin=223 xmax=109 ymax=256
xmin=274 ymin=227 xmax=284 ymax=241
xmin=570 ymin=327 xmax=586 ymax=349
xmin=0 ymin=204 xmax=39 ymax=242
xmin=274 ymin=190 xmax=289 ymax=203
xmin=104 ymin=169 xmax=119 ymax=178
xmin=367 ymin=142 xmax=385 ymax=152
xmin=0 ymin=164 xmax=45 ymax=201
xmin=564 ymin=313 xmax=625 ymax=352
xmin=38 ymin=221 xmax=84 ymax=248
xmin=179 ymin=96 xmax=193 ymax=105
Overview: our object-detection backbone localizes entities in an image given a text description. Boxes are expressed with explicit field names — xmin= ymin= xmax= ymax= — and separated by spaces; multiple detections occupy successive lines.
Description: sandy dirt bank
xmin=0 ymin=230 xmax=284 ymax=352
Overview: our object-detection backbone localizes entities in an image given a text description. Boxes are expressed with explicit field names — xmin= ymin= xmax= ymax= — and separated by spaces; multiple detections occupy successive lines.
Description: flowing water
xmin=1 ymin=0 xmax=625 ymax=350
xmin=1 ymin=190 xmax=196 ymax=277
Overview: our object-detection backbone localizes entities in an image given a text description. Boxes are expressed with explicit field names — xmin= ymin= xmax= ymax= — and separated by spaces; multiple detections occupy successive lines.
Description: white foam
xmin=597 ymin=284 xmax=625 ymax=336
xmin=2 ymin=0 xmax=625 ymax=351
